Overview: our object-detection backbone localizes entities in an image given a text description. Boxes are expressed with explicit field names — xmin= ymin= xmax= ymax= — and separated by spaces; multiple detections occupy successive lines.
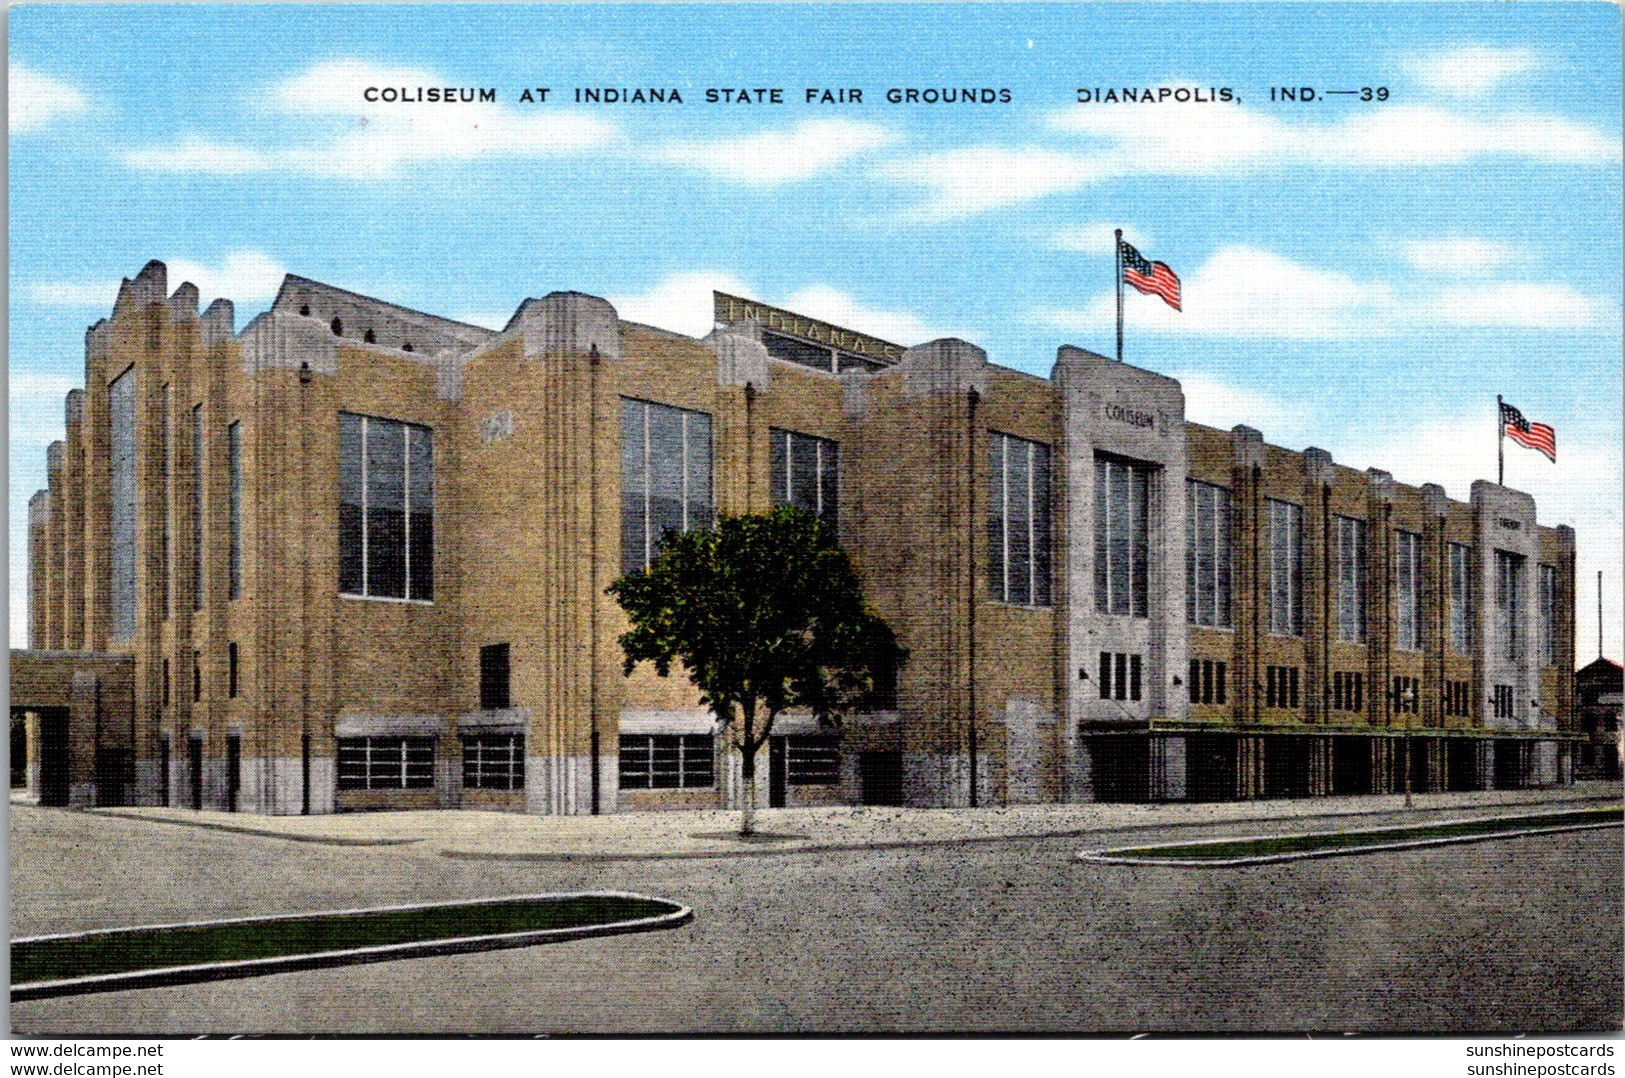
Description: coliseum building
xmin=14 ymin=260 xmax=1580 ymax=814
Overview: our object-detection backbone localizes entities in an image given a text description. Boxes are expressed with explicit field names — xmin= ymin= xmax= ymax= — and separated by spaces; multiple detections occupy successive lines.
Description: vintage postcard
xmin=8 ymin=1 xmax=1622 ymax=1045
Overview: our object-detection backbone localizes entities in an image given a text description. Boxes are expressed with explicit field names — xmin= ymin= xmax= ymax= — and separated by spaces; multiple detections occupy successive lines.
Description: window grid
xmin=1443 ymin=680 xmax=1472 ymax=718
xmin=1331 ymin=671 xmax=1365 ymax=713
xmin=786 ymin=735 xmax=841 ymax=785
xmin=770 ymin=428 xmax=839 ymax=528
xmin=1539 ymin=564 xmax=1558 ymax=666
xmin=339 ymin=413 xmax=434 ymax=601
xmin=1267 ymin=499 xmax=1304 ymax=637
xmin=1187 ymin=659 xmax=1228 ymax=705
xmin=618 ymin=734 xmax=715 ymax=789
xmin=989 ymin=433 xmax=1053 ymax=606
xmin=1391 ymin=675 xmax=1420 ymax=714
xmin=1449 ymin=543 xmax=1475 ymax=654
xmin=228 ymin=421 xmax=242 ymax=600
xmin=1186 ymin=481 xmax=1232 ymax=628
xmin=1395 ymin=530 xmax=1423 ymax=651
xmin=1495 ymin=550 xmax=1523 ymax=662
xmin=1335 ymin=516 xmax=1368 ymax=642
xmin=110 ymin=369 xmax=137 ymax=638
xmin=337 ymin=737 xmax=436 ymax=790
xmin=1265 ymin=665 xmax=1301 ymax=709
xmin=461 ymin=733 xmax=524 ymax=791
xmin=1094 ymin=457 xmax=1150 ymax=617
xmin=620 ymin=399 xmax=714 ymax=574
xmin=1098 ymin=652 xmax=1143 ymax=702
xmin=1491 ymin=684 xmax=1515 ymax=720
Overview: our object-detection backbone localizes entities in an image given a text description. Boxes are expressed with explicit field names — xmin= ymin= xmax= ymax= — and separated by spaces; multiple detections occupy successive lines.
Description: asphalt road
xmin=10 ymin=803 xmax=1622 ymax=1035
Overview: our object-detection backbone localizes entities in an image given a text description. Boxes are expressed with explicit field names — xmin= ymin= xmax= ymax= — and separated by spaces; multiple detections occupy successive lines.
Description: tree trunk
xmin=740 ymin=700 xmax=757 ymax=836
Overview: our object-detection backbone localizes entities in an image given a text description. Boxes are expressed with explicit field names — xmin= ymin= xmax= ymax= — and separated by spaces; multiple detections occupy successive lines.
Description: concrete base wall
xmin=525 ymin=754 xmax=594 ymax=815
xmin=902 ymin=750 xmax=991 ymax=808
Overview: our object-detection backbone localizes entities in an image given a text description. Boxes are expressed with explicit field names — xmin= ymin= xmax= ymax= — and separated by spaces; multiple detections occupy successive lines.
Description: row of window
xmin=1182 ymin=666 xmax=1483 ymax=717
xmin=110 ymin=392 xmax=1566 ymax=675
xmin=333 ymin=734 xmax=846 ymax=791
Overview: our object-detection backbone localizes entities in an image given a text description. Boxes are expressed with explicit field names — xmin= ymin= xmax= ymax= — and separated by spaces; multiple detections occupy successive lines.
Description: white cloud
xmin=1035 ymin=246 xmax=1615 ymax=340
xmin=609 ymin=270 xmax=965 ymax=345
xmin=10 ymin=372 xmax=80 ymax=399
xmin=1051 ymin=223 xmax=1152 ymax=255
xmin=656 ymin=119 xmax=897 ymax=185
xmin=10 ymin=62 xmax=89 ymax=133
xmin=1401 ymin=237 xmax=1514 ymax=275
xmin=1409 ymin=46 xmax=1540 ymax=98
xmin=27 ymin=250 xmax=288 ymax=309
xmin=888 ymin=99 xmax=1618 ymax=218
xmin=1432 ymin=283 xmax=1612 ymax=329
xmin=1168 ymin=370 xmax=1296 ymax=434
xmin=122 ymin=59 xmax=619 ymax=179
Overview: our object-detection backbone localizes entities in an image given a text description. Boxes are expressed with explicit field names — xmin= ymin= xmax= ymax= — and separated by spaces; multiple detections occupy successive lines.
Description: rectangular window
xmin=1267 ymin=499 xmax=1304 ymax=637
xmin=1449 ymin=543 xmax=1474 ymax=654
xmin=1335 ymin=516 xmax=1368 ymax=643
xmin=1395 ymin=530 xmax=1423 ymax=651
xmin=1492 ymin=684 xmax=1515 ymax=720
xmin=1332 ymin=671 xmax=1365 ymax=713
xmin=989 ymin=433 xmax=1053 ymax=606
xmin=1391 ymin=675 xmax=1420 ymax=714
xmin=1539 ymin=564 xmax=1558 ymax=666
xmin=1495 ymin=550 xmax=1524 ymax=662
xmin=1265 ymin=665 xmax=1301 ymax=709
xmin=786 ymin=735 xmax=841 ymax=785
xmin=1187 ymin=659 xmax=1228 ymax=705
xmin=618 ymin=734 xmax=715 ymax=789
xmin=1098 ymin=652 xmax=1142 ymax=702
xmin=228 ymin=421 xmax=242 ymax=600
xmin=1186 ymin=481 xmax=1232 ymax=628
xmin=192 ymin=404 xmax=204 ymax=610
xmin=1094 ymin=457 xmax=1150 ymax=617
xmin=227 ymin=642 xmax=238 ymax=699
xmin=771 ymin=429 xmax=839 ymax=528
xmin=339 ymin=413 xmax=434 ymax=600
xmin=621 ymin=399 xmax=713 ymax=574
xmin=337 ymin=737 xmax=436 ymax=790
xmin=110 ymin=369 xmax=137 ymax=638
xmin=479 ymin=643 xmax=511 ymax=710
xmin=162 ymin=657 xmax=170 ymax=707
xmin=192 ymin=651 xmax=201 ymax=702
xmin=461 ymin=733 xmax=524 ymax=791
xmin=160 ymin=384 xmax=171 ymax=616
xmin=1444 ymin=680 xmax=1472 ymax=718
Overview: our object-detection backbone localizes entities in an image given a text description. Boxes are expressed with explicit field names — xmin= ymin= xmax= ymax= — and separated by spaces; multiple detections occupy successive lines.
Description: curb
xmin=1077 ymin=811 xmax=1624 ymax=868
xmin=11 ymin=891 xmax=692 ymax=1002
xmin=83 ymin=809 xmax=424 ymax=847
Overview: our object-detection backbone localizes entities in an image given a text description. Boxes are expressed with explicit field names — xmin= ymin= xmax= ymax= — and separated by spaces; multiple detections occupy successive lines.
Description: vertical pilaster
xmin=1230 ymin=426 xmax=1266 ymax=725
xmin=1303 ymin=448 xmax=1335 ymax=725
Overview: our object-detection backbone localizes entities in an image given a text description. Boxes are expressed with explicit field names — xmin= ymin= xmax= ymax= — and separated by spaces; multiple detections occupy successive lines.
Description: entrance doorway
xmin=36 ymin=708 xmax=70 ymax=807
xmin=226 ymin=734 xmax=241 ymax=812
xmin=188 ymin=736 xmax=204 ymax=809
xmin=859 ymin=750 xmax=903 ymax=806
xmin=768 ymin=737 xmax=787 ymax=808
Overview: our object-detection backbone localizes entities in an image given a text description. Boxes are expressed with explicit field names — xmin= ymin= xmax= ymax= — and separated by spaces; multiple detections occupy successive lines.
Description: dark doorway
xmin=158 ymin=738 xmax=171 ymax=807
xmin=1493 ymin=740 xmax=1526 ymax=789
xmin=1187 ymin=734 xmax=1237 ymax=803
xmin=95 ymin=748 xmax=130 ymax=807
xmin=768 ymin=736 xmax=787 ymax=808
xmin=1263 ymin=737 xmax=1312 ymax=799
xmin=226 ymin=734 xmax=241 ymax=813
xmin=1445 ymin=738 xmax=1480 ymax=791
xmin=37 ymin=708 xmax=70 ymax=807
xmin=859 ymin=750 xmax=903 ymax=806
xmin=188 ymin=736 xmax=204 ymax=810
xmin=1331 ymin=736 xmax=1372 ymax=795
xmin=10 ymin=709 xmax=28 ymax=788
xmin=1092 ymin=735 xmax=1153 ymax=803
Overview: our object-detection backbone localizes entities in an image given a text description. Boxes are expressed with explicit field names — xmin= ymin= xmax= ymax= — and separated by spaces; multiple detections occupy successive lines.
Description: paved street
xmin=10 ymin=793 xmax=1622 ymax=1035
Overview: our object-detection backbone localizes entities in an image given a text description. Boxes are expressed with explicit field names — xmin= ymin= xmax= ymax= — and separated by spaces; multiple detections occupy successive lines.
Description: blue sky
xmin=10 ymin=2 xmax=1623 ymax=654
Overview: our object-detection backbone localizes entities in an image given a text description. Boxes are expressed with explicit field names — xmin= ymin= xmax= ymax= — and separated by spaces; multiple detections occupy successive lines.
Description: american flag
xmin=1120 ymin=239 xmax=1181 ymax=311
xmin=1500 ymin=401 xmax=1556 ymax=462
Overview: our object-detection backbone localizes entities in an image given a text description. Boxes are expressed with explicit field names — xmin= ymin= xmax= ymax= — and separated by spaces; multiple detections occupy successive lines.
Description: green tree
xmin=608 ymin=507 xmax=904 ymax=835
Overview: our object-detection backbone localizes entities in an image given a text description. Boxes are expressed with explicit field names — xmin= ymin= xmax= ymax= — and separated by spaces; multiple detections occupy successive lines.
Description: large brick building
xmin=15 ymin=259 xmax=1581 ymax=813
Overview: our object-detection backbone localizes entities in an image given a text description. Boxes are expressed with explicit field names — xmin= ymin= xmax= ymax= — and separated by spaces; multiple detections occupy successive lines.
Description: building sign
xmin=1105 ymin=402 xmax=1155 ymax=429
xmin=714 ymin=292 xmax=904 ymax=365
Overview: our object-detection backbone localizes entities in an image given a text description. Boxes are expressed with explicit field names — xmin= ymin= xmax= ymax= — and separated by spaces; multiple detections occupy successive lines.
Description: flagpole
xmin=1115 ymin=228 xmax=1124 ymax=363
xmin=1496 ymin=394 xmax=1504 ymax=486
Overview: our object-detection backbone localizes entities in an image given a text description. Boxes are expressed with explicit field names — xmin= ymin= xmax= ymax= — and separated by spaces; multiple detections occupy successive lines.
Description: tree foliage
xmin=608 ymin=507 xmax=904 ymax=820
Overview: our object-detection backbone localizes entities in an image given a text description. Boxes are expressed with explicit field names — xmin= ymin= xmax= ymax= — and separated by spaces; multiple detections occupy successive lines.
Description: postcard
xmin=8 ymin=1 xmax=1622 ymax=1045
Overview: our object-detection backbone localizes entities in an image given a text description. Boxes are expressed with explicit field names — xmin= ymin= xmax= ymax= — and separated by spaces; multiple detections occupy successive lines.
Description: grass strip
xmin=13 ymin=895 xmax=672 ymax=986
xmin=1104 ymin=806 xmax=1622 ymax=862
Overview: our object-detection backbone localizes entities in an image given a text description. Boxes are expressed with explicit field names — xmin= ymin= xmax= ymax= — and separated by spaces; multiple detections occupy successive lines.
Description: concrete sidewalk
xmin=80 ymin=781 xmax=1622 ymax=860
